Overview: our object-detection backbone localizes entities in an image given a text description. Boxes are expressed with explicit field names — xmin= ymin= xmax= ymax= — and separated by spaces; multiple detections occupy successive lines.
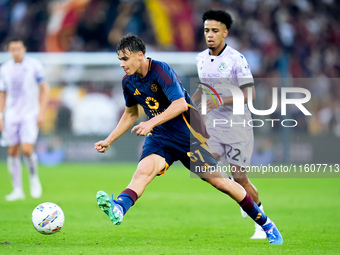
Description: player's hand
xmin=94 ymin=140 xmax=111 ymax=153
xmin=131 ymin=121 xmax=154 ymax=136
xmin=198 ymin=98 xmax=219 ymax=113
xmin=0 ymin=119 xmax=3 ymax=131
xmin=37 ymin=113 xmax=45 ymax=127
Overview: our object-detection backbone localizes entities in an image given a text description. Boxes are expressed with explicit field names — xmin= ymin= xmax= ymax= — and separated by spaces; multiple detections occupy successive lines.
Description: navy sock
xmin=116 ymin=188 xmax=138 ymax=215
xmin=239 ymin=194 xmax=267 ymax=226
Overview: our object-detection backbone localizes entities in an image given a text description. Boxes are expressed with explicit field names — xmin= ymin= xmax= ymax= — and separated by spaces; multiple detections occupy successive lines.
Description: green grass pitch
xmin=0 ymin=162 xmax=339 ymax=254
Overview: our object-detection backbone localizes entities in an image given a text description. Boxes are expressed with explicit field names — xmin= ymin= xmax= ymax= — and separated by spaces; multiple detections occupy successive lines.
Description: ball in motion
xmin=32 ymin=202 xmax=65 ymax=234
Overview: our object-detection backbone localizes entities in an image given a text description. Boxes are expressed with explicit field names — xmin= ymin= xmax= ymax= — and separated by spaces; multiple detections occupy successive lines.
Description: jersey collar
xmin=138 ymin=57 xmax=152 ymax=83
xmin=209 ymin=43 xmax=227 ymax=57
xmin=147 ymin=57 xmax=152 ymax=71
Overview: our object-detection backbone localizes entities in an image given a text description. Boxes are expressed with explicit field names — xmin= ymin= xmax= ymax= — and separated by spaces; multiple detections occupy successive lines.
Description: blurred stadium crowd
xmin=1 ymin=0 xmax=339 ymax=76
xmin=0 ymin=0 xmax=340 ymax=138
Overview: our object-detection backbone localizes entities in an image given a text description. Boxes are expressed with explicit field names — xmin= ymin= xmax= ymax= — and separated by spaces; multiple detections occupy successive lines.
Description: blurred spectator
xmin=0 ymin=0 xmax=49 ymax=51
xmin=1 ymin=0 xmax=340 ymax=136
xmin=45 ymin=0 xmax=89 ymax=52
xmin=1 ymin=0 xmax=338 ymax=77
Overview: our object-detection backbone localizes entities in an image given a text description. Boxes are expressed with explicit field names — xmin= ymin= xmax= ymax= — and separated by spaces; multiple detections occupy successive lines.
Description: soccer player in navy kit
xmin=94 ymin=34 xmax=282 ymax=244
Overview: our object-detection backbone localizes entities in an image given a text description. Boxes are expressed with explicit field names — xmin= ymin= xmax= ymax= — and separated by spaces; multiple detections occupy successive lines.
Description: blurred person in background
xmin=0 ymin=38 xmax=49 ymax=201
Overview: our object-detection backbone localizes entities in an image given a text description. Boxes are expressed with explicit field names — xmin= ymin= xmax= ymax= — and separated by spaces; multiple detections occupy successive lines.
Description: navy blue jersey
xmin=122 ymin=58 xmax=209 ymax=145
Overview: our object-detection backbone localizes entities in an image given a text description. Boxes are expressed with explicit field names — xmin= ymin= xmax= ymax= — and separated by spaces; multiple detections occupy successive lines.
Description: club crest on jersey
xmin=218 ymin=62 xmax=227 ymax=72
xmin=145 ymin=97 xmax=159 ymax=110
xmin=150 ymin=84 xmax=158 ymax=92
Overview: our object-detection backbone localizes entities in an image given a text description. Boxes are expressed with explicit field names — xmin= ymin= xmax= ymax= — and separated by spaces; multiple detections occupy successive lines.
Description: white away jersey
xmin=196 ymin=45 xmax=254 ymax=130
xmin=0 ymin=56 xmax=45 ymax=123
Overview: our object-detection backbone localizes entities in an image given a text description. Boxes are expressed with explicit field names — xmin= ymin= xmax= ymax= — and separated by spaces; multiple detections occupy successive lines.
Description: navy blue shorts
xmin=140 ymin=134 xmax=217 ymax=176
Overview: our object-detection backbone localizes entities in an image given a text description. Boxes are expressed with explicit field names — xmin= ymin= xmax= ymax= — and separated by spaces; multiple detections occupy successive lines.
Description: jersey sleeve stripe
xmin=240 ymin=83 xmax=254 ymax=89
xmin=153 ymin=64 xmax=172 ymax=85
xmin=174 ymin=73 xmax=181 ymax=83
xmin=152 ymin=63 xmax=172 ymax=86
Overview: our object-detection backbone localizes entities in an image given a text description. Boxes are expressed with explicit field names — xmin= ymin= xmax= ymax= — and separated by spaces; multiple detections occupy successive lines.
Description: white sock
xmin=8 ymin=156 xmax=23 ymax=191
xmin=263 ymin=217 xmax=272 ymax=226
xmin=23 ymin=152 xmax=38 ymax=177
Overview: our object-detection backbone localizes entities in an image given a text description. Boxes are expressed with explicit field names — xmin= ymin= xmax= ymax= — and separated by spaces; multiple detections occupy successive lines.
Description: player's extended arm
xmin=222 ymin=85 xmax=255 ymax=105
xmin=95 ymin=104 xmax=139 ymax=153
xmin=131 ymin=97 xmax=188 ymax=136
xmin=38 ymin=82 xmax=50 ymax=127
xmin=191 ymin=88 xmax=203 ymax=105
xmin=0 ymin=91 xmax=6 ymax=131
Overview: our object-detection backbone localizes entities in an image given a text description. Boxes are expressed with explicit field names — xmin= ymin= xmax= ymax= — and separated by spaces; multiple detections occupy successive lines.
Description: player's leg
xmin=186 ymin=143 xmax=251 ymax=204
xmin=210 ymin=152 xmax=259 ymax=202
xmin=230 ymin=163 xmax=266 ymax=239
xmin=207 ymin=128 xmax=260 ymax=202
xmin=2 ymin=120 xmax=25 ymax=201
xmin=126 ymin=154 xmax=166 ymax=196
xmin=226 ymin=128 xmax=267 ymax=238
xmin=211 ymin=152 xmax=258 ymax=202
xmin=6 ymin=144 xmax=25 ymax=201
xmin=232 ymin=166 xmax=266 ymax=238
xmin=230 ymin=162 xmax=259 ymax=218
xmin=225 ymin=130 xmax=260 ymax=205
xmin=189 ymin=144 xmax=282 ymax=244
xmin=211 ymin=142 xmax=261 ymax=218
xmin=199 ymin=170 xmax=282 ymax=244
xmin=97 ymin=154 xmax=165 ymax=225
xmin=21 ymin=143 xmax=42 ymax=199
xmin=231 ymin=164 xmax=259 ymax=204
xmin=20 ymin=119 xmax=42 ymax=199
xmin=213 ymin=150 xmax=261 ymax=210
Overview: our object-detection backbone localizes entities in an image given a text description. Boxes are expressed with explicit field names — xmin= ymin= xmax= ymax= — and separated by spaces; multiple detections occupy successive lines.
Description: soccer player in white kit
xmin=0 ymin=39 xmax=49 ymax=201
xmin=192 ymin=10 xmax=268 ymax=239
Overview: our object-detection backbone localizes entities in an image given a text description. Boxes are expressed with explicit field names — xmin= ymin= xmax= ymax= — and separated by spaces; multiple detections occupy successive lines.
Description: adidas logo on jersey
xmin=134 ymin=88 xmax=141 ymax=95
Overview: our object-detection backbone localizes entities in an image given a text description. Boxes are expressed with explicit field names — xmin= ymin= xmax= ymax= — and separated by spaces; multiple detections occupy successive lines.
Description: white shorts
xmin=206 ymin=127 xmax=254 ymax=167
xmin=0 ymin=118 xmax=39 ymax=146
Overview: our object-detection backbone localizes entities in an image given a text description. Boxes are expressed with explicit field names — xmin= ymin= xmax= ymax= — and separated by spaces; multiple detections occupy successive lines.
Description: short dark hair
xmin=202 ymin=10 xmax=233 ymax=30
xmin=7 ymin=38 xmax=25 ymax=46
xmin=116 ymin=34 xmax=146 ymax=55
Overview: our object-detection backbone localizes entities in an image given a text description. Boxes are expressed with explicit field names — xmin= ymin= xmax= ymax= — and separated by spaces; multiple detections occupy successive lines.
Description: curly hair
xmin=202 ymin=10 xmax=233 ymax=30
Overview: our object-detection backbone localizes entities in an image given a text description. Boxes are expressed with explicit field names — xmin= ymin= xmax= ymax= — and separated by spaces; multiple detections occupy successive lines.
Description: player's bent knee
xmin=135 ymin=154 xmax=165 ymax=179
xmin=233 ymin=177 xmax=250 ymax=187
xmin=21 ymin=143 xmax=34 ymax=157
xmin=8 ymin=146 xmax=20 ymax=157
xmin=132 ymin=166 xmax=161 ymax=184
xmin=22 ymin=151 xmax=32 ymax=157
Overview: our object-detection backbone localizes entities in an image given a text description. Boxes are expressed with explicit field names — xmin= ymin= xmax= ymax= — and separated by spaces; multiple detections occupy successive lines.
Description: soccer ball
xmin=32 ymin=202 xmax=65 ymax=235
